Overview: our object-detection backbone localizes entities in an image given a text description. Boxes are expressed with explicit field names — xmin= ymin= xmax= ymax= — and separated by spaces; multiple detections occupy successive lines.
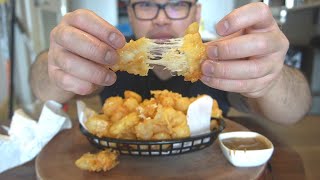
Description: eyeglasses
xmin=130 ymin=1 xmax=197 ymax=20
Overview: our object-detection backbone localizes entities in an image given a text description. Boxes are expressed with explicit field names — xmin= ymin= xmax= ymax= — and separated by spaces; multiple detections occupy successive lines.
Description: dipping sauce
xmin=222 ymin=136 xmax=270 ymax=151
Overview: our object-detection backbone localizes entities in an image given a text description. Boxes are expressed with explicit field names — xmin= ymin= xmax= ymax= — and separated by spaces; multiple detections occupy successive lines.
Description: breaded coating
xmin=85 ymin=90 xmax=222 ymax=140
xmin=112 ymin=37 xmax=152 ymax=76
xmin=112 ymin=22 xmax=207 ymax=82
xmin=75 ymin=149 xmax=119 ymax=172
xmin=85 ymin=114 xmax=110 ymax=138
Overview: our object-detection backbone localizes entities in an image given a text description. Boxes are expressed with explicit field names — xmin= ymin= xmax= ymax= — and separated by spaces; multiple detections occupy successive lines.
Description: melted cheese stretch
xmin=112 ymin=22 xmax=207 ymax=82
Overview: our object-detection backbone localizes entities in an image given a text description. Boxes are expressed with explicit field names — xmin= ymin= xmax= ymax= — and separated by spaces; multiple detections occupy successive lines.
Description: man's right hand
xmin=48 ymin=9 xmax=126 ymax=95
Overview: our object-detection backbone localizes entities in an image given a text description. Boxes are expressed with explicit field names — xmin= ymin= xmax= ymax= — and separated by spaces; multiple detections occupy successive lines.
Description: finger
xmin=216 ymin=2 xmax=277 ymax=36
xmin=201 ymin=73 xmax=276 ymax=94
xmin=206 ymin=32 xmax=282 ymax=60
xmin=52 ymin=25 xmax=119 ymax=66
xmin=205 ymin=30 xmax=244 ymax=45
xmin=202 ymin=54 xmax=284 ymax=80
xmin=63 ymin=9 xmax=125 ymax=49
xmin=52 ymin=49 xmax=117 ymax=86
xmin=51 ymin=68 xmax=98 ymax=95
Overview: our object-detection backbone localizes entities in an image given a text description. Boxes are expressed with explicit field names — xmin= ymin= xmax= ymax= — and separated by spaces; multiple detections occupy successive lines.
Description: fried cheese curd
xmin=112 ymin=22 xmax=207 ymax=82
xmin=75 ymin=149 xmax=119 ymax=172
xmin=85 ymin=90 xmax=223 ymax=141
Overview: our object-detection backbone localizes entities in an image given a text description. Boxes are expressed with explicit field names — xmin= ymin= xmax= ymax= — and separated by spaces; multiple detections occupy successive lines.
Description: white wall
xmin=199 ymin=0 xmax=235 ymax=35
xmin=14 ymin=24 xmax=34 ymax=110
xmin=71 ymin=0 xmax=118 ymax=26
xmin=70 ymin=0 xmax=237 ymax=36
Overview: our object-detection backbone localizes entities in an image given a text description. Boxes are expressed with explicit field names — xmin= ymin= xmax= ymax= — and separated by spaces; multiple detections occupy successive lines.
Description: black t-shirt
xmin=99 ymin=70 xmax=230 ymax=116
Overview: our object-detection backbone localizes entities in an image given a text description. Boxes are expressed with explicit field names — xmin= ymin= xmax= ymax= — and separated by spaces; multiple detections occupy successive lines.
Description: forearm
xmin=30 ymin=51 xmax=75 ymax=103
xmin=247 ymin=65 xmax=312 ymax=124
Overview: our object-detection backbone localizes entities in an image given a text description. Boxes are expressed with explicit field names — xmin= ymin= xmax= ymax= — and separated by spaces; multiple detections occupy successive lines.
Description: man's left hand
xmin=201 ymin=2 xmax=289 ymax=98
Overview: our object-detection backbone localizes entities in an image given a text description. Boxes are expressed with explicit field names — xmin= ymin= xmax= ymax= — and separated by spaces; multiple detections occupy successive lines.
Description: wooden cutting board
xmin=35 ymin=119 xmax=266 ymax=180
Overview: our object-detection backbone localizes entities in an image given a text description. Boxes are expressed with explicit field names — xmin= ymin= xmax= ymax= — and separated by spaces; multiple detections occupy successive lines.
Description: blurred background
xmin=1 ymin=0 xmax=320 ymax=119
xmin=1 ymin=0 xmax=320 ymax=179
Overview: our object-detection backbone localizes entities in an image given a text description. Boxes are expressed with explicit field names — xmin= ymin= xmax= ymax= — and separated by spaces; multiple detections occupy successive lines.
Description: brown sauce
xmin=222 ymin=136 xmax=270 ymax=151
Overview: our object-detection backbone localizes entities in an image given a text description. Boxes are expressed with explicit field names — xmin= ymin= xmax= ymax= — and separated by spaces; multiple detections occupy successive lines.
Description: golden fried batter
xmin=108 ymin=112 xmax=140 ymax=139
xmin=112 ymin=22 xmax=207 ymax=82
xmin=102 ymin=96 xmax=124 ymax=117
xmin=124 ymin=90 xmax=142 ymax=103
xmin=112 ymin=37 xmax=152 ymax=76
xmin=152 ymin=22 xmax=206 ymax=82
xmin=212 ymin=99 xmax=223 ymax=119
xmin=85 ymin=114 xmax=110 ymax=138
xmin=85 ymin=90 xmax=222 ymax=140
xmin=75 ymin=149 xmax=119 ymax=172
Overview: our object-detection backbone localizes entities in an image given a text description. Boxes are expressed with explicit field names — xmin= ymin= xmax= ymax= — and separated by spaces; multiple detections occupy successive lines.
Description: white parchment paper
xmin=0 ymin=101 xmax=72 ymax=173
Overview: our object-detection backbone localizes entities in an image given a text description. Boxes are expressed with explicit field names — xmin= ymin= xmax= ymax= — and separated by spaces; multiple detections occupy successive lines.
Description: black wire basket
xmin=80 ymin=118 xmax=225 ymax=156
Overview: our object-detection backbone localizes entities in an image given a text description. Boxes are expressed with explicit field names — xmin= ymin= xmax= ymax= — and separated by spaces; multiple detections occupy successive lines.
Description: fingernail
xmin=217 ymin=20 xmax=229 ymax=35
xmin=201 ymin=76 xmax=210 ymax=83
xmin=108 ymin=32 xmax=125 ymax=48
xmin=104 ymin=51 xmax=118 ymax=65
xmin=203 ymin=61 xmax=214 ymax=75
xmin=207 ymin=46 xmax=218 ymax=59
xmin=104 ymin=73 xmax=110 ymax=84
xmin=104 ymin=72 xmax=116 ymax=86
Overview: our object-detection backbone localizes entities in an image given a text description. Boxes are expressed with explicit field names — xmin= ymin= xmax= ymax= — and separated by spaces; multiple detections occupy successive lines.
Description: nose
xmin=152 ymin=9 xmax=171 ymax=25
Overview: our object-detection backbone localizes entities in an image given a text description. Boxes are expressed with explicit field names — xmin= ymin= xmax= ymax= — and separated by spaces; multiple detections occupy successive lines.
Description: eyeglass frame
xmin=129 ymin=0 xmax=198 ymax=21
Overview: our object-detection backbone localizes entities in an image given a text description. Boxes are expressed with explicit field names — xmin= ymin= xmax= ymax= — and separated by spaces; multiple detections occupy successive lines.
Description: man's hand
xmin=201 ymin=2 xmax=289 ymax=98
xmin=48 ymin=9 xmax=125 ymax=95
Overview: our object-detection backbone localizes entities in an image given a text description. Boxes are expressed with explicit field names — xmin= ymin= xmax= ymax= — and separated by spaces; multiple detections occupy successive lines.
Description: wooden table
xmin=0 ymin=116 xmax=306 ymax=180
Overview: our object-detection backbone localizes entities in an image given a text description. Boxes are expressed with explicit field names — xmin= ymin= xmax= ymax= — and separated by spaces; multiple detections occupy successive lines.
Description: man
xmin=30 ymin=0 xmax=311 ymax=124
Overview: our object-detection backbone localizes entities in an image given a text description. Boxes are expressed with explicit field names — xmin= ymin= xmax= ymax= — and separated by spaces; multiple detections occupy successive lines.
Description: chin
xmin=146 ymin=31 xmax=177 ymax=39
xmin=149 ymin=36 xmax=174 ymax=39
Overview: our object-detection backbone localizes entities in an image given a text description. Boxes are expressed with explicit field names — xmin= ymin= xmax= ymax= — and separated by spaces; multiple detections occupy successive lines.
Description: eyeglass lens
xmin=133 ymin=1 xmax=192 ymax=20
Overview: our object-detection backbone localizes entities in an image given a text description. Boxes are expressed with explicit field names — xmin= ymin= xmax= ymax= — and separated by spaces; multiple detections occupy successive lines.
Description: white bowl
xmin=218 ymin=131 xmax=274 ymax=167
